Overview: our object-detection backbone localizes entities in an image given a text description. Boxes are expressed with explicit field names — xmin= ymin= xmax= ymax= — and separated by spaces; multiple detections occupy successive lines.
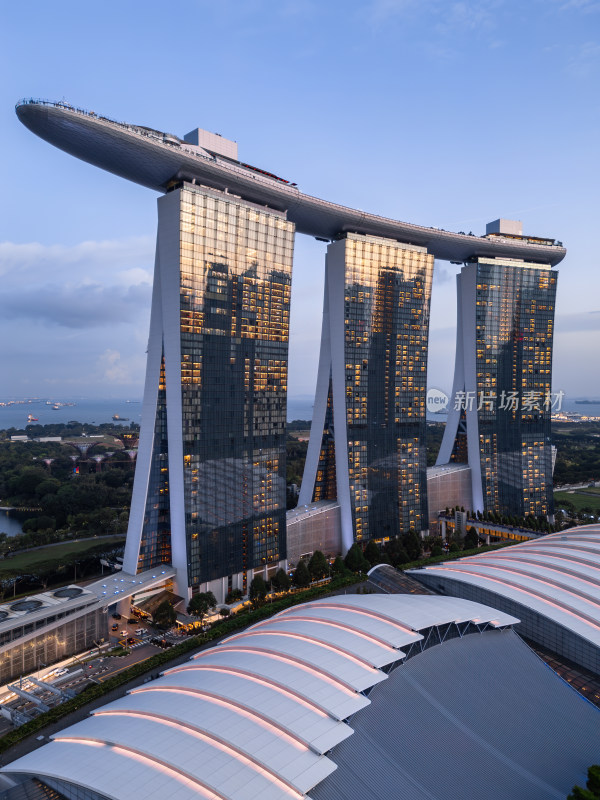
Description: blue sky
xmin=2 ymin=0 xmax=599 ymax=403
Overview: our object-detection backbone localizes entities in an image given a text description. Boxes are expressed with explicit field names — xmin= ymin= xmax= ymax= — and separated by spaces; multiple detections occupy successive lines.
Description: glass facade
xmin=313 ymin=378 xmax=337 ymax=502
xmin=474 ymin=259 xmax=557 ymax=517
xmin=342 ymin=235 xmax=433 ymax=540
xmin=137 ymin=184 xmax=294 ymax=590
xmin=0 ymin=606 xmax=106 ymax=685
xmin=137 ymin=357 xmax=170 ymax=571
xmin=304 ymin=233 xmax=434 ymax=544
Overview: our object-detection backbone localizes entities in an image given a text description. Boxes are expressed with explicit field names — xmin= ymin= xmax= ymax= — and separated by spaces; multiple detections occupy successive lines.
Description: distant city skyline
xmin=2 ymin=0 xmax=599 ymax=402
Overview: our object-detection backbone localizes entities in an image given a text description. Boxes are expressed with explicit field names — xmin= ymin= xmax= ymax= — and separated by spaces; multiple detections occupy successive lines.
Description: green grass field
xmin=0 ymin=535 xmax=125 ymax=578
xmin=554 ymin=490 xmax=600 ymax=513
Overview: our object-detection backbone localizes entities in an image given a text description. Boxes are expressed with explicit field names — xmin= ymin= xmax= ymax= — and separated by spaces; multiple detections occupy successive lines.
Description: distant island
xmin=575 ymin=400 xmax=600 ymax=405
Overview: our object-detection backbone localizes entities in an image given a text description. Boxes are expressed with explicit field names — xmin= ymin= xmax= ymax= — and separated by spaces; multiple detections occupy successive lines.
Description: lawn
xmin=554 ymin=490 xmax=600 ymax=513
xmin=0 ymin=535 xmax=125 ymax=578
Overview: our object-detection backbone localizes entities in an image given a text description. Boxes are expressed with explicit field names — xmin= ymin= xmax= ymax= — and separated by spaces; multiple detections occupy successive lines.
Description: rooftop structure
xmin=486 ymin=218 xmax=523 ymax=236
xmin=408 ymin=524 xmax=600 ymax=675
xmin=16 ymin=100 xmax=565 ymax=265
xmin=3 ymin=594 xmax=600 ymax=800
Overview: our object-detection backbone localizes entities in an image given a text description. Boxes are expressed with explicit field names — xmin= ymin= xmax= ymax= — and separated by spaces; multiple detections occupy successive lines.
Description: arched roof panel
xmin=186 ymin=648 xmax=369 ymax=723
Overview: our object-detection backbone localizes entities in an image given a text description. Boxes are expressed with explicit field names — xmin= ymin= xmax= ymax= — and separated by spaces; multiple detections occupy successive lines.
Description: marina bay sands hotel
xmin=17 ymin=99 xmax=565 ymax=602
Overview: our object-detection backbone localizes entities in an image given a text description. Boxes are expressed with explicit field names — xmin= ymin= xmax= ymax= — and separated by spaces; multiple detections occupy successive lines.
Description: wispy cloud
xmin=0 ymin=236 xmax=154 ymax=395
xmin=0 ymin=282 xmax=151 ymax=328
xmin=559 ymin=0 xmax=600 ymax=12
xmin=555 ymin=310 xmax=600 ymax=332
xmin=97 ymin=349 xmax=144 ymax=385
xmin=0 ymin=237 xmax=154 ymax=279
xmin=566 ymin=40 xmax=600 ymax=77
xmin=366 ymin=0 xmax=500 ymax=33
xmin=0 ymin=237 xmax=153 ymax=328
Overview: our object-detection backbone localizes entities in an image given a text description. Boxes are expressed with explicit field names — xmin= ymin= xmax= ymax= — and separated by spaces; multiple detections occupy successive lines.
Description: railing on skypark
xmin=15 ymin=98 xmax=301 ymax=192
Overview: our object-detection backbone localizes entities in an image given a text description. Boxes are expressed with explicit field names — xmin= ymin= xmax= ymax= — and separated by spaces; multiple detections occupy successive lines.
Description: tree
xmin=271 ymin=568 xmax=290 ymax=592
xmin=249 ymin=575 xmax=268 ymax=605
xmin=464 ymin=526 xmax=479 ymax=550
xmin=568 ymin=788 xmax=596 ymax=800
xmin=344 ymin=543 xmax=370 ymax=574
xmin=187 ymin=591 xmax=217 ymax=622
xmin=331 ymin=555 xmax=347 ymax=576
xmin=401 ymin=530 xmax=422 ymax=561
xmin=293 ymin=560 xmax=311 ymax=587
xmin=587 ymin=765 xmax=600 ymax=796
xmin=154 ymin=600 xmax=176 ymax=629
xmin=364 ymin=539 xmax=381 ymax=567
xmin=308 ymin=550 xmax=329 ymax=580
xmin=385 ymin=537 xmax=410 ymax=567
xmin=225 ymin=588 xmax=243 ymax=604
xmin=568 ymin=765 xmax=600 ymax=799
xmin=219 ymin=607 xmax=231 ymax=617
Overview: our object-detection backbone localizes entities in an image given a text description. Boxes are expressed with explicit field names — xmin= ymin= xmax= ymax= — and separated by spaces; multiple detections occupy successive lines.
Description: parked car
xmin=127 ymin=618 xmax=137 ymax=624
xmin=111 ymin=624 xmax=118 ymax=631
xmin=112 ymin=613 xmax=121 ymax=620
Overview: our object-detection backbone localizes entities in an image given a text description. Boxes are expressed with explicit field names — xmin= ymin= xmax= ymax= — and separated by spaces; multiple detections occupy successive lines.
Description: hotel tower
xmin=122 ymin=179 xmax=295 ymax=601
xmin=437 ymin=219 xmax=558 ymax=519
xmin=16 ymin=100 xmax=566 ymax=600
xmin=298 ymin=234 xmax=434 ymax=550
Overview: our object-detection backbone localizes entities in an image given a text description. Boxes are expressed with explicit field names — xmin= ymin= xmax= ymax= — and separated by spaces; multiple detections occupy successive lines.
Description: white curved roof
xmin=409 ymin=525 xmax=600 ymax=647
xmin=2 ymin=595 xmax=517 ymax=800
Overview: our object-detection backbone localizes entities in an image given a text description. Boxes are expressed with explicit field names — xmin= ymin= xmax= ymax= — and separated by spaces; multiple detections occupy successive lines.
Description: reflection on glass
xmin=474 ymin=259 xmax=557 ymax=517
xmin=139 ymin=185 xmax=294 ymax=588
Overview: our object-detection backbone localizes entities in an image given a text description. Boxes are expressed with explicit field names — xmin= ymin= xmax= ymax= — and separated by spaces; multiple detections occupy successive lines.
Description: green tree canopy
xmin=364 ymin=539 xmax=381 ymax=567
xmin=249 ymin=575 xmax=268 ymax=605
xmin=331 ymin=555 xmax=347 ymax=576
xmin=344 ymin=543 xmax=370 ymax=574
xmin=569 ymin=765 xmax=600 ymax=800
xmin=271 ymin=568 xmax=290 ymax=592
xmin=401 ymin=530 xmax=422 ymax=561
xmin=464 ymin=526 xmax=479 ymax=550
xmin=385 ymin=537 xmax=410 ymax=567
xmin=293 ymin=560 xmax=311 ymax=587
xmin=308 ymin=550 xmax=329 ymax=580
xmin=154 ymin=600 xmax=176 ymax=629
xmin=187 ymin=591 xmax=217 ymax=621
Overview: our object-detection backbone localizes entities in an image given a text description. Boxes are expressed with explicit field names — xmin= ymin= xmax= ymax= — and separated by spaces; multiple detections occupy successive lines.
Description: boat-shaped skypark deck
xmin=17 ymin=98 xmax=566 ymax=266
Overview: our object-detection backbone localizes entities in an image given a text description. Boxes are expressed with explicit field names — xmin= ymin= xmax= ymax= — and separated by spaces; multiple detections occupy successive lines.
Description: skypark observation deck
xmin=16 ymin=99 xmax=566 ymax=267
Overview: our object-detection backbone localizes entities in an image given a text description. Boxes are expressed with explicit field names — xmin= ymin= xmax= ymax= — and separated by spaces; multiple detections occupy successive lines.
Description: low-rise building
xmin=0 ymin=587 xmax=106 ymax=686
xmin=286 ymin=501 xmax=341 ymax=566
